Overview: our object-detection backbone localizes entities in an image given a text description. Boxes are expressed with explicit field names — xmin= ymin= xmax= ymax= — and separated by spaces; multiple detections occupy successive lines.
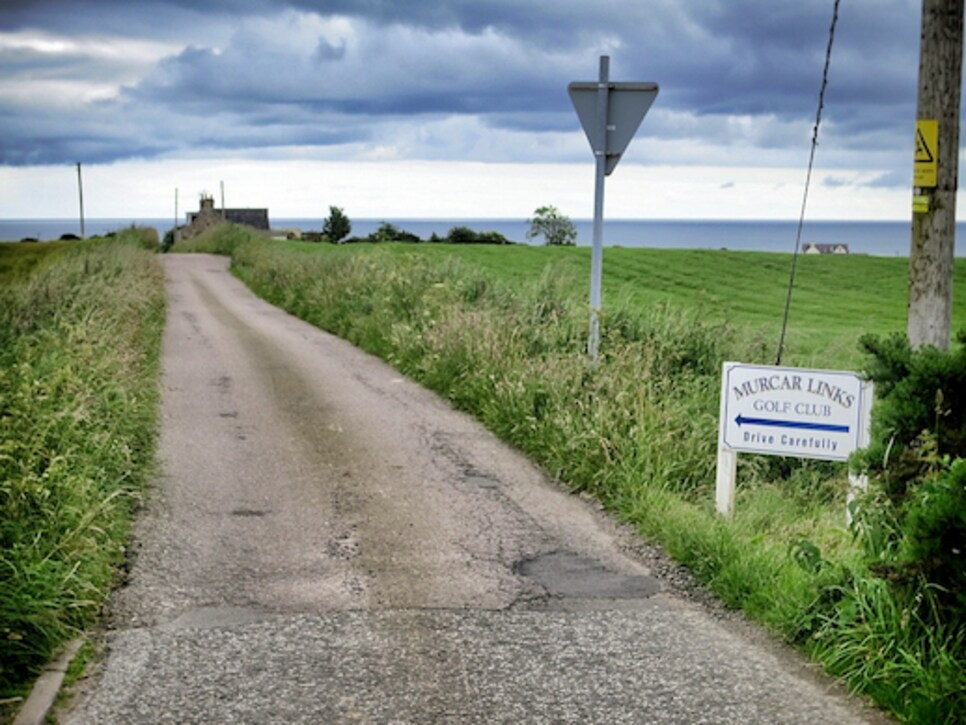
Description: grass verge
xmin=0 ymin=231 xmax=165 ymax=716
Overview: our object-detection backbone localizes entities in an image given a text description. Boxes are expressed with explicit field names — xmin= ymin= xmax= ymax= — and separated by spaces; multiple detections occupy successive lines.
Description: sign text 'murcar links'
xmin=731 ymin=373 xmax=856 ymax=410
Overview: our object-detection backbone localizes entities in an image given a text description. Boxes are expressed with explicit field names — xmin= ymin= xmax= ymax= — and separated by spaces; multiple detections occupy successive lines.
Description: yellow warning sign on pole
xmin=914 ymin=119 xmax=938 ymax=187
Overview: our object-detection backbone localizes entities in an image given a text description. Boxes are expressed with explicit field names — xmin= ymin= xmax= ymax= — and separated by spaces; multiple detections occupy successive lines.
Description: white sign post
xmin=716 ymin=362 xmax=873 ymax=518
xmin=569 ymin=56 xmax=658 ymax=360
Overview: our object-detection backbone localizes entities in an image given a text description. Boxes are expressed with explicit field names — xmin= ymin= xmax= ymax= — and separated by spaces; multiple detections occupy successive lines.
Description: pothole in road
xmin=516 ymin=551 xmax=661 ymax=601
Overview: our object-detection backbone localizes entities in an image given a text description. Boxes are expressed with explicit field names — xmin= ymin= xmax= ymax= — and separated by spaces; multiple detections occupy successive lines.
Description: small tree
xmin=446 ymin=226 xmax=478 ymax=244
xmin=526 ymin=205 xmax=577 ymax=246
xmin=323 ymin=206 xmax=351 ymax=244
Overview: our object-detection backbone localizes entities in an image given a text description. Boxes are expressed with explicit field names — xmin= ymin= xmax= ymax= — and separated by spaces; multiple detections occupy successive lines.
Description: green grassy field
xmin=274 ymin=239 xmax=966 ymax=367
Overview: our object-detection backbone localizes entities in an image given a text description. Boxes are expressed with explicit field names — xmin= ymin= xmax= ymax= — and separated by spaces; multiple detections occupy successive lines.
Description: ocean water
xmin=1 ymin=217 xmax=958 ymax=257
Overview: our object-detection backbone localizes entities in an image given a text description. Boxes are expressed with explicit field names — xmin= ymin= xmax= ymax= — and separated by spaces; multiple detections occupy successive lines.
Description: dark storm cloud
xmin=0 ymin=0 xmax=268 ymax=36
xmin=0 ymin=0 xmax=636 ymax=43
xmin=0 ymin=108 xmax=169 ymax=165
xmin=0 ymin=0 xmax=930 ymax=183
xmin=0 ymin=45 xmax=127 ymax=84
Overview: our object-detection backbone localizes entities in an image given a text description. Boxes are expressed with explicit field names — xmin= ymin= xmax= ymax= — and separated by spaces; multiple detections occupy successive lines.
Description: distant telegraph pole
xmin=76 ymin=162 xmax=86 ymax=239
xmin=908 ymin=0 xmax=963 ymax=350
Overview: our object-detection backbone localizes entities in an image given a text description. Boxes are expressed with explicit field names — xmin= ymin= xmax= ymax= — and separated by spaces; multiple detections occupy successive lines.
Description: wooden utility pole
xmin=908 ymin=0 xmax=963 ymax=350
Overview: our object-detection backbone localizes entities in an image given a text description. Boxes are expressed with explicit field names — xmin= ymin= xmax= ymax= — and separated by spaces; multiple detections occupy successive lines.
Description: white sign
xmin=715 ymin=362 xmax=874 ymax=518
xmin=719 ymin=362 xmax=870 ymax=462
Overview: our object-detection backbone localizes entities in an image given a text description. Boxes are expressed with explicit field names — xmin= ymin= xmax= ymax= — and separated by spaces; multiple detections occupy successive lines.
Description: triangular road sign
xmin=569 ymin=82 xmax=659 ymax=175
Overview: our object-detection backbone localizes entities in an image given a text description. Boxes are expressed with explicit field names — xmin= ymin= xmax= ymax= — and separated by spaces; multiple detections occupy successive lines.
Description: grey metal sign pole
xmin=570 ymin=58 xmax=658 ymax=360
xmin=588 ymin=56 xmax=610 ymax=360
xmin=76 ymin=161 xmax=85 ymax=240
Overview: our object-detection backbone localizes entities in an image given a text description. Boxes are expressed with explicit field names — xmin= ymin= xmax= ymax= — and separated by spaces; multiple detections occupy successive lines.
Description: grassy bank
xmin=177 ymin=225 xmax=963 ymax=723
xmin=270 ymin=237 xmax=965 ymax=368
xmin=0 ymin=231 xmax=165 ymax=711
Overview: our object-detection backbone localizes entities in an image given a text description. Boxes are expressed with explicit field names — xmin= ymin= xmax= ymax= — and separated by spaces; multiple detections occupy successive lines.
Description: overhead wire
xmin=775 ymin=0 xmax=842 ymax=365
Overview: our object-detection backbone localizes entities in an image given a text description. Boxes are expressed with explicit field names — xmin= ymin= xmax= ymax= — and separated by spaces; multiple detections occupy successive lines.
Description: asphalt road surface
xmin=65 ymin=254 xmax=888 ymax=724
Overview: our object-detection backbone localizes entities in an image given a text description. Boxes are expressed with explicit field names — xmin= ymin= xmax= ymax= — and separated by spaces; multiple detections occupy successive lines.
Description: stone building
xmin=180 ymin=194 xmax=270 ymax=239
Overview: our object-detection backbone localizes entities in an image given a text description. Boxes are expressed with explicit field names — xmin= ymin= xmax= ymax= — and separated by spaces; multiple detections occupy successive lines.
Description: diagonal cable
xmin=776 ymin=0 xmax=842 ymax=365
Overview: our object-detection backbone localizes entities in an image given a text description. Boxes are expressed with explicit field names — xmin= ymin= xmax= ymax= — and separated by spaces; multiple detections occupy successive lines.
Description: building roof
xmin=186 ymin=208 xmax=270 ymax=230
xmin=803 ymin=242 xmax=849 ymax=254
xmin=224 ymin=209 xmax=270 ymax=230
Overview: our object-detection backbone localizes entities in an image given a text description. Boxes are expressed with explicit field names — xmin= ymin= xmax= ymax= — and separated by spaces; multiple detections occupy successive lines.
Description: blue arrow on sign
xmin=735 ymin=415 xmax=850 ymax=434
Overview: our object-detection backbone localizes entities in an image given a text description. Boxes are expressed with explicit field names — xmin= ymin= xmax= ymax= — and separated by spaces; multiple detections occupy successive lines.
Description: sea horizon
xmin=2 ymin=216 xmax=957 ymax=257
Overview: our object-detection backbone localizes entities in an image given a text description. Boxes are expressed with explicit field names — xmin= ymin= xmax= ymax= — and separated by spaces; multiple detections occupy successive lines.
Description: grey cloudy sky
xmin=0 ymin=0 xmax=947 ymax=219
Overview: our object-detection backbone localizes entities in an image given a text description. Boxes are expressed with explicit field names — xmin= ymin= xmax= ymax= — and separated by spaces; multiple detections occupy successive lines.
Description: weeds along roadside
xmin=175 ymin=225 xmax=961 ymax=723
xmin=0 ymin=230 xmax=165 ymax=706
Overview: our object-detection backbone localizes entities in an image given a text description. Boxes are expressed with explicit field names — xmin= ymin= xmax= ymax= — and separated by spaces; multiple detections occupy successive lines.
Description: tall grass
xmin=0 ymin=231 xmax=165 ymax=704
xmin=176 ymin=227 xmax=964 ymax=722
xmin=265 ymin=238 xmax=966 ymax=368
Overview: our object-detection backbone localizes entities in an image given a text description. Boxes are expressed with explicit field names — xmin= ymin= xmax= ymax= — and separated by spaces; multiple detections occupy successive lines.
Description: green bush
xmin=335 ymin=224 xmax=514 ymax=245
xmin=348 ymin=222 xmax=421 ymax=244
xmin=858 ymin=331 xmax=966 ymax=488
xmin=443 ymin=226 xmax=512 ymax=245
xmin=172 ymin=222 xmax=253 ymax=254
xmin=125 ymin=225 xmax=160 ymax=250
xmin=852 ymin=331 xmax=966 ymax=648
xmin=445 ymin=226 xmax=478 ymax=244
xmin=475 ymin=231 xmax=512 ymax=245
xmin=902 ymin=458 xmax=966 ymax=601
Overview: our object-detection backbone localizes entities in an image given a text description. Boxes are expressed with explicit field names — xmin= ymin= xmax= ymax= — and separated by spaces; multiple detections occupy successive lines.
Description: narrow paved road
xmin=66 ymin=254 xmax=886 ymax=723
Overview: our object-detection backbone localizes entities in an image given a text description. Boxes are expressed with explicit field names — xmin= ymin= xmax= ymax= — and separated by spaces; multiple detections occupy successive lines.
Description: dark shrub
xmin=853 ymin=331 xmax=966 ymax=627
xmin=446 ymin=226 xmax=478 ymax=244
